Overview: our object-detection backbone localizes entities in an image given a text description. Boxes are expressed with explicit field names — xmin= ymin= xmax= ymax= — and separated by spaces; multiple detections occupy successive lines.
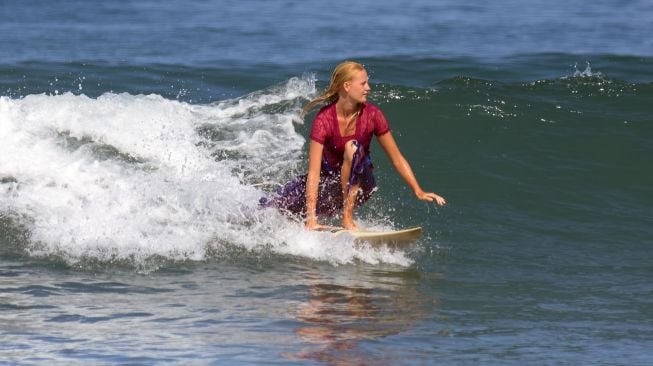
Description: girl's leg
xmin=341 ymin=140 xmax=360 ymax=230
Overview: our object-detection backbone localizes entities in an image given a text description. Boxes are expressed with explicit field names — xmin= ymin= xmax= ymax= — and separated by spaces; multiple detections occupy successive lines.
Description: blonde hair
xmin=302 ymin=61 xmax=365 ymax=116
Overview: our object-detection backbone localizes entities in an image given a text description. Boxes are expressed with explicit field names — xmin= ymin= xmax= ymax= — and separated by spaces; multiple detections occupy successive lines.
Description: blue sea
xmin=1 ymin=1 xmax=652 ymax=364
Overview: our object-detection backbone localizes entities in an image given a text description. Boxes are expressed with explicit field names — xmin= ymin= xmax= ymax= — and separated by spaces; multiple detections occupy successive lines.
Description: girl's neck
xmin=336 ymin=98 xmax=360 ymax=118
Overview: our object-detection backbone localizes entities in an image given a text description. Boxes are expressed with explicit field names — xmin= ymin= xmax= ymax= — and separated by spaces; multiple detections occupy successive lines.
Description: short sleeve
xmin=309 ymin=106 xmax=331 ymax=144
xmin=373 ymin=107 xmax=391 ymax=136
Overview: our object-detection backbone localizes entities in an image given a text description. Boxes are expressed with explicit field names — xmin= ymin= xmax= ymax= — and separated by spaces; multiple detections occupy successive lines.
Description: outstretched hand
xmin=416 ymin=191 xmax=447 ymax=206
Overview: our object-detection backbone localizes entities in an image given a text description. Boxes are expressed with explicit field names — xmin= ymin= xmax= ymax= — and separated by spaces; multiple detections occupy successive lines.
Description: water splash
xmin=0 ymin=76 xmax=413 ymax=269
xmin=572 ymin=61 xmax=602 ymax=78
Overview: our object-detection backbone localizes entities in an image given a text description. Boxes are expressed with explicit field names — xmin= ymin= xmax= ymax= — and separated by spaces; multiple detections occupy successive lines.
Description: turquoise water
xmin=2 ymin=1 xmax=652 ymax=364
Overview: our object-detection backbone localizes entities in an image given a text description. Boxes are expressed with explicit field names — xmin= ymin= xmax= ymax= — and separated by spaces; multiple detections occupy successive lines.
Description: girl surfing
xmin=261 ymin=61 xmax=446 ymax=230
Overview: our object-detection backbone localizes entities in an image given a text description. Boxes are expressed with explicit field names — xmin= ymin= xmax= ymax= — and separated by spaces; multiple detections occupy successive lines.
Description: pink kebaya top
xmin=309 ymin=102 xmax=391 ymax=171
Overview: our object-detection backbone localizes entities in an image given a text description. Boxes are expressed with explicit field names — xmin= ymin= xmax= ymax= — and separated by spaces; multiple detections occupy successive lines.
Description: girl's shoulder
xmin=361 ymin=102 xmax=384 ymax=117
xmin=313 ymin=103 xmax=335 ymax=127
xmin=316 ymin=102 xmax=336 ymax=116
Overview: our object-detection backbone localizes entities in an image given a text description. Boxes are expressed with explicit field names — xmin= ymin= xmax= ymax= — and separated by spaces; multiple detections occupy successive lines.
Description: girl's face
xmin=344 ymin=70 xmax=371 ymax=104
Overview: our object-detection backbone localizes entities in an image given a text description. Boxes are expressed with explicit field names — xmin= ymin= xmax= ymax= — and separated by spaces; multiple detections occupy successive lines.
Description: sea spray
xmin=0 ymin=77 xmax=414 ymax=268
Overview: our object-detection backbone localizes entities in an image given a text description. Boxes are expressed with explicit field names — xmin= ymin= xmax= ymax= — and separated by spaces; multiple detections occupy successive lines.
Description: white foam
xmin=0 ymin=76 xmax=412 ymax=267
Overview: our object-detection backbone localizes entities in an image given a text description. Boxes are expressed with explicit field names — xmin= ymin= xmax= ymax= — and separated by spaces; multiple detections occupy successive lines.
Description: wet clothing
xmin=260 ymin=102 xmax=390 ymax=218
xmin=310 ymin=102 xmax=390 ymax=171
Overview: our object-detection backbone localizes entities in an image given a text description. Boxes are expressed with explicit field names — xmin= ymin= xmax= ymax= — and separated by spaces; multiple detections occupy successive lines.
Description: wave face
xmin=1 ymin=56 xmax=652 ymax=271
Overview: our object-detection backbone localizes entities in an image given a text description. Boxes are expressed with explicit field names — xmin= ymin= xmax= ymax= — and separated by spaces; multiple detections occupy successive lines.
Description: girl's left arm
xmin=377 ymin=132 xmax=446 ymax=206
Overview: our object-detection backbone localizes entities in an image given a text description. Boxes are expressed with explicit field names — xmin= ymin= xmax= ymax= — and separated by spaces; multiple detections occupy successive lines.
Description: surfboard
xmin=331 ymin=226 xmax=422 ymax=246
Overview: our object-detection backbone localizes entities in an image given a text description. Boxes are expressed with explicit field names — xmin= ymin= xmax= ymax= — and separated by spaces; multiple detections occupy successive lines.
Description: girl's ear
xmin=343 ymin=80 xmax=351 ymax=92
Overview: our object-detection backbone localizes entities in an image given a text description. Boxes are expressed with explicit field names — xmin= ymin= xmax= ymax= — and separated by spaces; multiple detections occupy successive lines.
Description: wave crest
xmin=0 ymin=76 xmax=413 ymax=269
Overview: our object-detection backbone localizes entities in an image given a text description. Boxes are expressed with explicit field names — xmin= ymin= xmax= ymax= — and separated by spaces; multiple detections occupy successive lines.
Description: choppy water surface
xmin=2 ymin=0 xmax=653 ymax=364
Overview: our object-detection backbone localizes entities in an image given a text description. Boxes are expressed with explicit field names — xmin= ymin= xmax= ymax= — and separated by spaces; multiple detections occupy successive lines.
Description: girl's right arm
xmin=305 ymin=140 xmax=324 ymax=230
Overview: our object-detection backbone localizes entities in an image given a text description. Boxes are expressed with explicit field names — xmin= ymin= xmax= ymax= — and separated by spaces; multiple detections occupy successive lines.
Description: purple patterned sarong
xmin=259 ymin=141 xmax=377 ymax=218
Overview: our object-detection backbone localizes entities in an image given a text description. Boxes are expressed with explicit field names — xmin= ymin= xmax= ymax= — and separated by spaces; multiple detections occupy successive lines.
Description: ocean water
xmin=2 ymin=0 xmax=652 ymax=364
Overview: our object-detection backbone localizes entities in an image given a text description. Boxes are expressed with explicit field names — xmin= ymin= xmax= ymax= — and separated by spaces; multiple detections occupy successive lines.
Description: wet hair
xmin=302 ymin=61 xmax=365 ymax=116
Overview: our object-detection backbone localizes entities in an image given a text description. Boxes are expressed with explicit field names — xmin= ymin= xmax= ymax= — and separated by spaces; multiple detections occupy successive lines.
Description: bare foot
xmin=342 ymin=220 xmax=358 ymax=231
